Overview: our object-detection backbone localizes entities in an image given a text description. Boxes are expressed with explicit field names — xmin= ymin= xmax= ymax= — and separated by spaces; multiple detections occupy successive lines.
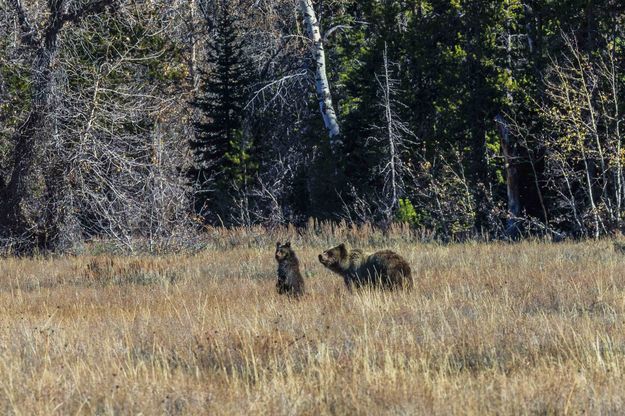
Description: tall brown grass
xmin=1 ymin=231 xmax=625 ymax=414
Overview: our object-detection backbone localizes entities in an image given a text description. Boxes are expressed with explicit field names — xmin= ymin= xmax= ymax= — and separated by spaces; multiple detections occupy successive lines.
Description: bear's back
xmin=356 ymin=250 xmax=412 ymax=289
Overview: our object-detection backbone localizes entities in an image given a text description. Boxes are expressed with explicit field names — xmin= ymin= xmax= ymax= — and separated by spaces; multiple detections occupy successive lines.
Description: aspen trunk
xmin=299 ymin=0 xmax=341 ymax=145
xmin=189 ymin=0 xmax=200 ymax=93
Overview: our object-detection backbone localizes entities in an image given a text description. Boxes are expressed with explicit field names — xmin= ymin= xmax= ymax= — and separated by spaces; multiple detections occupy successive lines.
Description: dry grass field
xmin=1 ymin=227 xmax=625 ymax=414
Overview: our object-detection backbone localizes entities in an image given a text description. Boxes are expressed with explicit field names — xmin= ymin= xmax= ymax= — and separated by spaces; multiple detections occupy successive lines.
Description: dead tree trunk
xmin=495 ymin=5 xmax=521 ymax=239
xmin=496 ymin=115 xmax=522 ymax=238
xmin=382 ymin=45 xmax=398 ymax=220
xmin=299 ymin=0 xmax=341 ymax=147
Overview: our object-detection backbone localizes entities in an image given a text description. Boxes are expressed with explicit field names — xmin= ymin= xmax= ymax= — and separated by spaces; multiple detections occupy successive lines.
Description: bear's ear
xmin=338 ymin=243 xmax=347 ymax=255
xmin=284 ymin=241 xmax=291 ymax=248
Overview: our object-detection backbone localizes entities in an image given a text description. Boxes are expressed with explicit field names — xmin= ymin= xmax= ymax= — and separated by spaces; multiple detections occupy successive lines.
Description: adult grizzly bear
xmin=318 ymin=243 xmax=412 ymax=290
xmin=275 ymin=241 xmax=305 ymax=297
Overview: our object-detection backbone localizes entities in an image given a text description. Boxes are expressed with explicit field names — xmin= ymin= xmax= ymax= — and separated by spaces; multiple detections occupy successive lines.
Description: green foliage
xmin=396 ymin=198 xmax=420 ymax=226
xmin=191 ymin=0 xmax=255 ymax=223
xmin=225 ymin=132 xmax=257 ymax=187
xmin=3 ymin=0 xmax=623 ymax=242
xmin=321 ymin=0 xmax=625 ymax=235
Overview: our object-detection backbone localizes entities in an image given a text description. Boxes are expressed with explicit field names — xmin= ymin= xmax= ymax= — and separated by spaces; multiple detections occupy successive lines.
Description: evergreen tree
xmin=190 ymin=0 xmax=252 ymax=222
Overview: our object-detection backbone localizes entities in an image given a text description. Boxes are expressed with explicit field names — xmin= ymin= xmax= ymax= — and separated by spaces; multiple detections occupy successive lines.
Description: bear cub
xmin=275 ymin=241 xmax=305 ymax=297
xmin=318 ymin=243 xmax=413 ymax=290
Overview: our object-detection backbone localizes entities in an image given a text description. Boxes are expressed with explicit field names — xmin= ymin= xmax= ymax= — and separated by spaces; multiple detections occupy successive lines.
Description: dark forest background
xmin=1 ymin=0 xmax=624 ymax=252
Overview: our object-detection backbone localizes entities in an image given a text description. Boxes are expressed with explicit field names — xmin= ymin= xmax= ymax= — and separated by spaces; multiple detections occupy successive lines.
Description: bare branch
xmin=61 ymin=0 xmax=116 ymax=25
xmin=7 ymin=0 xmax=40 ymax=47
xmin=245 ymin=70 xmax=307 ymax=110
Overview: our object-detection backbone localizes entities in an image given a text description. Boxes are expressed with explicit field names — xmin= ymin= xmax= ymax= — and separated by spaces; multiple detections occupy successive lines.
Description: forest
xmin=1 ymin=0 xmax=624 ymax=252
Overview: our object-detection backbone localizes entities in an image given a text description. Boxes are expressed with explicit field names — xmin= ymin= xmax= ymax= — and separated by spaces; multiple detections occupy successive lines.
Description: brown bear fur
xmin=318 ymin=243 xmax=413 ymax=290
xmin=275 ymin=241 xmax=305 ymax=297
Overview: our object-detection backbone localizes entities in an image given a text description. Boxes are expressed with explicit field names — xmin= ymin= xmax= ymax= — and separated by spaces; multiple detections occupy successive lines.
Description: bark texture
xmin=299 ymin=0 xmax=341 ymax=145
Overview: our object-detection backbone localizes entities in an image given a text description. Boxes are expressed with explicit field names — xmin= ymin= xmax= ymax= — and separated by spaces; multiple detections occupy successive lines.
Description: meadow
xmin=1 ymin=225 xmax=625 ymax=415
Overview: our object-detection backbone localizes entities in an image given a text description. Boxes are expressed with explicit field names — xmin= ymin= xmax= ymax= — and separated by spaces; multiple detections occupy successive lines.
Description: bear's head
xmin=275 ymin=241 xmax=293 ymax=262
xmin=318 ymin=243 xmax=348 ymax=270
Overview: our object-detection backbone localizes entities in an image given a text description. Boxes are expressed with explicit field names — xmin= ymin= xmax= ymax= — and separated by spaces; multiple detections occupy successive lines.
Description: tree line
xmin=0 ymin=0 xmax=624 ymax=252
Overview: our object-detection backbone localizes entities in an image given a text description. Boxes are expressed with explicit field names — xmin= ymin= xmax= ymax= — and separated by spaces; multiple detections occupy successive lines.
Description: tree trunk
xmin=495 ymin=7 xmax=522 ymax=239
xmin=299 ymin=0 xmax=341 ymax=146
xmin=189 ymin=0 xmax=202 ymax=93
xmin=0 ymin=31 xmax=58 ymax=241
xmin=381 ymin=43 xmax=398 ymax=223
xmin=2 ymin=0 xmax=114 ymax=251
xmin=496 ymin=115 xmax=522 ymax=238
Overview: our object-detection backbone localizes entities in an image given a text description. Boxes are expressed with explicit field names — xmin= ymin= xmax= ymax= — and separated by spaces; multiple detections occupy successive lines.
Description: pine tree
xmin=190 ymin=0 xmax=252 ymax=221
